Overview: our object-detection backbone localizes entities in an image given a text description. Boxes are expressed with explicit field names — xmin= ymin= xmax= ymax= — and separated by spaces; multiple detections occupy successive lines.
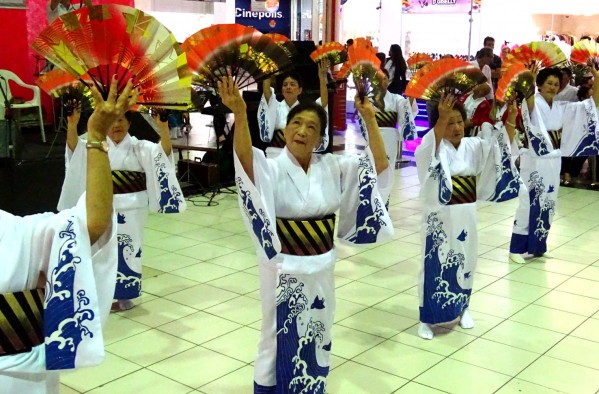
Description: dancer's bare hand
xmin=88 ymin=76 xmax=138 ymax=137
xmin=218 ymin=76 xmax=246 ymax=115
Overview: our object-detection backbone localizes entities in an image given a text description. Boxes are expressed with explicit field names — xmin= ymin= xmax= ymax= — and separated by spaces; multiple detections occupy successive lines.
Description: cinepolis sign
xmin=235 ymin=7 xmax=284 ymax=20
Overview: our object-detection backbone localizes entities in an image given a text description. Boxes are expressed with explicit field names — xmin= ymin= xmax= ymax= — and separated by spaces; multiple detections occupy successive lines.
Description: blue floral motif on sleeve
xmin=236 ymin=176 xmax=277 ymax=259
xmin=258 ymin=102 xmax=271 ymax=142
xmin=44 ymin=219 xmax=95 ymax=370
xmin=401 ymin=100 xmax=417 ymax=140
xmin=346 ymin=156 xmax=387 ymax=244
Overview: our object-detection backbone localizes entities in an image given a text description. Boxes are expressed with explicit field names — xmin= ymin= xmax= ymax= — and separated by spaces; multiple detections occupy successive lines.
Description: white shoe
xmin=508 ymin=253 xmax=526 ymax=264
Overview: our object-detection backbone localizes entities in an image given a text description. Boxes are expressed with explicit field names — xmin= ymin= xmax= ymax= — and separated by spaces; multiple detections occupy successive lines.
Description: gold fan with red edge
xmin=405 ymin=58 xmax=486 ymax=102
xmin=407 ymin=53 xmax=433 ymax=74
xmin=310 ymin=42 xmax=348 ymax=66
xmin=571 ymin=39 xmax=599 ymax=69
xmin=32 ymin=4 xmax=191 ymax=110
xmin=503 ymin=41 xmax=567 ymax=72
xmin=339 ymin=38 xmax=381 ymax=102
xmin=264 ymin=33 xmax=297 ymax=59
xmin=182 ymin=24 xmax=293 ymax=90
xmin=495 ymin=63 xmax=535 ymax=104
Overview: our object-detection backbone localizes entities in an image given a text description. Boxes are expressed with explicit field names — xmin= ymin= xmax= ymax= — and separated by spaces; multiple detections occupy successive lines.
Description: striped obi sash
xmin=375 ymin=111 xmax=398 ymax=128
xmin=112 ymin=170 xmax=147 ymax=195
xmin=270 ymin=129 xmax=286 ymax=148
xmin=276 ymin=214 xmax=336 ymax=256
xmin=547 ymin=129 xmax=562 ymax=150
xmin=0 ymin=288 xmax=44 ymax=356
xmin=449 ymin=176 xmax=477 ymax=205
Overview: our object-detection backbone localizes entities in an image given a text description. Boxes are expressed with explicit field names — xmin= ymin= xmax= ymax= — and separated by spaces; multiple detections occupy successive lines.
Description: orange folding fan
xmin=570 ymin=39 xmax=599 ymax=69
xmin=183 ymin=24 xmax=293 ymax=90
xmin=503 ymin=41 xmax=567 ymax=71
xmin=339 ymin=38 xmax=381 ymax=102
xmin=405 ymin=58 xmax=486 ymax=101
xmin=407 ymin=53 xmax=433 ymax=73
xmin=495 ymin=63 xmax=535 ymax=103
xmin=310 ymin=41 xmax=348 ymax=66
xmin=32 ymin=4 xmax=192 ymax=109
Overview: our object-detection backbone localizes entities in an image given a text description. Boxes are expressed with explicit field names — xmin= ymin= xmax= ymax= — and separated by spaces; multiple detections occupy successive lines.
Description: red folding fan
xmin=405 ymin=58 xmax=486 ymax=101
xmin=407 ymin=53 xmax=433 ymax=73
xmin=310 ymin=42 xmax=348 ymax=66
xmin=36 ymin=69 xmax=93 ymax=97
xmin=570 ymin=39 xmax=599 ymax=69
xmin=182 ymin=24 xmax=293 ymax=90
xmin=495 ymin=63 xmax=535 ymax=103
xmin=503 ymin=41 xmax=567 ymax=71
xmin=32 ymin=4 xmax=192 ymax=109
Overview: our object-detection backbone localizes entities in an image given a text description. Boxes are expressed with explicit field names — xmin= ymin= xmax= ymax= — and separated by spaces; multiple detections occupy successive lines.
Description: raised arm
xmin=262 ymin=77 xmax=273 ymax=103
xmin=219 ymin=77 xmax=253 ymax=181
xmin=318 ymin=60 xmax=329 ymax=108
xmin=504 ymin=99 xmax=518 ymax=144
xmin=86 ymin=77 xmax=138 ymax=244
xmin=66 ymin=99 xmax=81 ymax=151
xmin=354 ymin=95 xmax=389 ymax=175
xmin=433 ymin=93 xmax=456 ymax=149
xmin=151 ymin=109 xmax=172 ymax=156
xmin=591 ymin=65 xmax=599 ymax=108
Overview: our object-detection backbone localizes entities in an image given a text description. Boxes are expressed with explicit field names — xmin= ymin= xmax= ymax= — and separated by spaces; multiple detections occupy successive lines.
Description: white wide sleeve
xmin=415 ymin=129 xmax=451 ymax=206
xmin=57 ymin=138 xmax=87 ymax=211
xmin=234 ymin=147 xmax=281 ymax=260
xmin=314 ymin=97 xmax=330 ymax=152
xmin=257 ymin=88 xmax=277 ymax=143
xmin=397 ymin=96 xmax=417 ymax=141
xmin=560 ymin=98 xmax=599 ymax=157
xmin=336 ymin=147 xmax=394 ymax=245
xmin=137 ymin=141 xmax=187 ymax=214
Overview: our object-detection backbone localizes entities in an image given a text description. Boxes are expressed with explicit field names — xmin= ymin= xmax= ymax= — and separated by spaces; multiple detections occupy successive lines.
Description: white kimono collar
xmin=277 ymin=147 xmax=315 ymax=202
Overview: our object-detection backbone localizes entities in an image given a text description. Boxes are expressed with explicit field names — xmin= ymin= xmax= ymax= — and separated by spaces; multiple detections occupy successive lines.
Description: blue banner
xmin=235 ymin=0 xmax=291 ymax=36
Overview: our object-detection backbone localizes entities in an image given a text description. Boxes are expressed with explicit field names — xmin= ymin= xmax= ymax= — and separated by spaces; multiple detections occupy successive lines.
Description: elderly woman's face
xmin=284 ymin=109 xmax=322 ymax=159
xmin=282 ymin=77 xmax=302 ymax=104
xmin=538 ymin=75 xmax=560 ymax=102
xmin=108 ymin=115 xmax=131 ymax=144
xmin=443 ymin=109 xmax=465 ymax=148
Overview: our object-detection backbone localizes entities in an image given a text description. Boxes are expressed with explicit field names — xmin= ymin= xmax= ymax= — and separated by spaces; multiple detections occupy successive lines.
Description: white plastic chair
xmin=0 ymin=69 xmax=46 ymax=143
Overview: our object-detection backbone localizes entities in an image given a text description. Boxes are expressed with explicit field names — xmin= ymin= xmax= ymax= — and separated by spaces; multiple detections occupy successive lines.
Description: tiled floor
xmin=59 ymin=121 xmax=599 ymax=393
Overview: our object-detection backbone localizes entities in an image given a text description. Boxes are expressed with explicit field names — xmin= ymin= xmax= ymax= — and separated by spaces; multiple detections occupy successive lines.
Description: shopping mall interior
xmin=0 ymin=0 xmax=598 ymax=393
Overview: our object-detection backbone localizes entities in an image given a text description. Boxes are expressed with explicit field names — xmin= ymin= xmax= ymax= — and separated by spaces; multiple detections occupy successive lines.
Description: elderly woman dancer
xmin=508 ymin=66 xmax=599 ymax=264
xmin=219 ymin=76 xmax=393 ymax=393
xmin=415 ymin=94 xmax=519 ymax=339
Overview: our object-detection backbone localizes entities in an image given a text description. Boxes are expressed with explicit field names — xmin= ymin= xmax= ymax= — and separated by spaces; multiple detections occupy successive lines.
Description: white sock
xmin=418 ymin=322 xmax=434 ymax=340
xmin=460 ymin=308 xmax=475 ymax=329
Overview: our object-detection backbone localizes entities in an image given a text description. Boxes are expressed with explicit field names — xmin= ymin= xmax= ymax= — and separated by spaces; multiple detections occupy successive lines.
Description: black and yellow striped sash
xmin=270 ymin=129 xmax=286 ymax=148
xmin=375 ymin=111 xmax=398 ymax=128
xmin=547 ymin=129 xmax=562 ymax=150
xmin=449 ymin=176 xmax=476 ymax=205
xmin=276 ymin=214 xmax=336 ymax=256
xmin=112 ymin=170 xmax=147 ymax=195
xmin=0 ymin=288 xmax=44 ymax=357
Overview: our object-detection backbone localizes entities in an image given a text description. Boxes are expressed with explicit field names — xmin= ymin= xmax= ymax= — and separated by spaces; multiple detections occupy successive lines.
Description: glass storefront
xmin=291 ymin=0 xmax=324 ymax=42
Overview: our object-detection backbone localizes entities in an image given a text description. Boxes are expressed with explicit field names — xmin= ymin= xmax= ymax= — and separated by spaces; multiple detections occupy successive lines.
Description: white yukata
xmin=235 ymin=147 xmax=393 ymax=393
xmin=358 ymin=91 xmax=418 ymax=166
xmin=0 ymin=195 xmax=117 ymax=394
xmin=258 ymin=87 xmax=329 ymax=158
xmin=415 ymin=126 xmax=518 ymax=324
xmin=510 ymin=95 xmax=599 ymax=255
xmin=58 ymin=134 xmax=186 ymax=300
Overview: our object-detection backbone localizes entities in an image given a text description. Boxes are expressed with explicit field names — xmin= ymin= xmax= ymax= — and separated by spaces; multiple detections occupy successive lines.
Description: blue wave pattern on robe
xmin=490 ymin=129 xmax=520 ymax=202
xmin=569 ymin=103 xmax=599 ymax=157
xmin=420 ymin=213 xmax=471 ymax=324
xmin=114 ymin=229 xmax=142 ymax=299
xmin=236 ymin=177 xmax=277 ymax=259
xmin=45 ymin=219 xmax=95 ymax=370
xmin=401 ymin=100 xmax=417 ymax=140
xmin=258 ymin=103 xmax=271 ymax=142
xmin=523 ymin=113 xmax=551 ymax=156
xmin=155 ymin=154 xmax=183 ymax=213
xmin=346 ymin=156 xmax=387 ymax=244
xmin=275 ymin=274 xmax=329 ymax=394
xmin=429 ymin=163 xmax=451 ymax=205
